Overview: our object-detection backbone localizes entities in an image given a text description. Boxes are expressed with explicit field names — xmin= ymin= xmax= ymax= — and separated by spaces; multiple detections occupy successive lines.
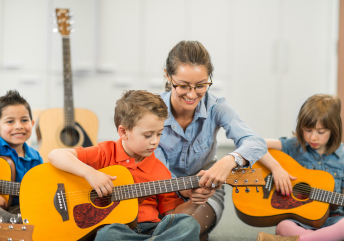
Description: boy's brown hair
xmin=114 ymin=90 xmax=168 ymax=130
xmin=295 ymin=94 xmax=342 ymax=155
xmin=0 ymin=90 xmax=33 ymax=120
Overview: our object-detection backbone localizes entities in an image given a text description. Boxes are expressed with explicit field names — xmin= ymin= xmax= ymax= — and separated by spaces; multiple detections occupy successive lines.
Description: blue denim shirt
xmin=0 ymin=137 xmax=43 ymax=205
xmin=155 ymin=91 xmax=267 ymax=178
xmin=280 ymin=137 xmax=344 ymax=194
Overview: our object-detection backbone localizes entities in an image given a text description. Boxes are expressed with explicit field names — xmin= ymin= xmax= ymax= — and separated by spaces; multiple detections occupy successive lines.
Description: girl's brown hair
xmin=164 ymin=40 xmax=214 ymax=92
xmin=295 ymin=94 xmax=342 ymax=155
xmin=114 ymin=90 xmax=168 ymax=131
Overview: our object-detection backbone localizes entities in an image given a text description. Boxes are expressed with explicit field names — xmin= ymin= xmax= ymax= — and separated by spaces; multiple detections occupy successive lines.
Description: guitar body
xmin=20 ymin=163 xmax=138 ymax=241
xmin=36 ymin=108 xmax=98 ymax=162
xmin=233 ymin=149 xmax=334 ymax=228
xmin=0 ymin=156 xmax=16 ymax=207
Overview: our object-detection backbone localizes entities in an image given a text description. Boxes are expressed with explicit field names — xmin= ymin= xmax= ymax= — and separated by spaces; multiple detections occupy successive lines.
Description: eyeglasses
xmin=170 ymin=77 xmax=213 ymax=95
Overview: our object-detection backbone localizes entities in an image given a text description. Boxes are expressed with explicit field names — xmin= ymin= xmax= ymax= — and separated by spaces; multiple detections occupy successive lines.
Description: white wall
xmin=0 ymin=0 xmax=339 ymax=146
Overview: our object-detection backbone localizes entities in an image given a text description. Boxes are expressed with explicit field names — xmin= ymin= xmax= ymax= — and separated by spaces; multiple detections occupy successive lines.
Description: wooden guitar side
xmin=232 ymin=149 xmax=333 ymax=228
xmin=36 ymin=108 xmax=98 ymax=162
xmin=19 ymin=164 xmax=138 ymax=241
xmin=0 ymin=156 xmax=16 ymax=208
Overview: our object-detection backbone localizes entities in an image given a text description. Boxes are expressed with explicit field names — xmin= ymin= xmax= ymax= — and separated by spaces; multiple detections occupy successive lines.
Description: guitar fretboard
xmin=111 ymin=176 xmax=201 ymax=201
xmin=62 ymin=37 xmax=75 ymax=126
xmin=310 ymin=187 xmax=344 ymax=206
xmin=0 ymin=180 xmax=20 ymax=196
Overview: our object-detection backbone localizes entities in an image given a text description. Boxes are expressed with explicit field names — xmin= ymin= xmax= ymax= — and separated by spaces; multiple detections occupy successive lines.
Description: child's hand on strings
xmin=0 ymin=196 xmax=7 ymax=209
xmin=84 ymin=169 xmax=117 ymax=197
xmin=272 ymin=165 xmax=297 ymax=196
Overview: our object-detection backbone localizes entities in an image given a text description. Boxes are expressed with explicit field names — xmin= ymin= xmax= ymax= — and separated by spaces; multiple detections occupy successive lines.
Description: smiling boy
xmin=0 ymin=90 xmax=43 ymax=222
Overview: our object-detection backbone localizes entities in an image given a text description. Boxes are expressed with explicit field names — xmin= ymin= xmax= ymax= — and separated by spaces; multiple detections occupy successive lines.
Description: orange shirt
xmin=74 ymin=139 xmax=184 ymax=223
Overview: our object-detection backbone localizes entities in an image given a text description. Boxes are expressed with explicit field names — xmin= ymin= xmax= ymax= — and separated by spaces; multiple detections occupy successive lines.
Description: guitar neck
xmin=111 ymin=175 xmax=201 ymax=201
xmin=310 ymin=187 xmax=344 ymax=206
xmin=62 ymin=36 xmax=75 ymax=126
xmin=0 ymin=180 xmax=20 ymax=196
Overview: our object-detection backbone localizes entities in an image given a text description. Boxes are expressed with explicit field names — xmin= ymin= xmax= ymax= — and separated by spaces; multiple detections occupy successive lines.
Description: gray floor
xmin=209 ymin=146 xmax=275 ymax=241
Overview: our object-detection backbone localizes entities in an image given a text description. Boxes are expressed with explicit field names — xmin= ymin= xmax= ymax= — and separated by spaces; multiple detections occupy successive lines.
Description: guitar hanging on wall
xmin=36 ymin=9 xmax=98 ymax=162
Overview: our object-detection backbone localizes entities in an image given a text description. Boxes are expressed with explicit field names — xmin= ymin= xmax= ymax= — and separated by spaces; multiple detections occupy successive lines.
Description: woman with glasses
xmin=154 ymin=40 xmax=267 ymax=240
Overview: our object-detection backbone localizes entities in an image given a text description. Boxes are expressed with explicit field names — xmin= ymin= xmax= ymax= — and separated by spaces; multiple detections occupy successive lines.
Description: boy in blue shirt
xmin=0 ymin=90 xmax=43 ymax=223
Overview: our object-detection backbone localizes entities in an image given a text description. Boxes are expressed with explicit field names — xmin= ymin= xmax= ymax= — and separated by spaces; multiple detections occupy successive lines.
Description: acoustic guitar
xmin=232 ymin=149 xmax=339 ymax=229
xmin=36 ymin=8 xmax=98 ymax=162
xmin=0 ymin=157 xmax=17 ymax=208
xmin=18 ymin=163 xmax=265 ymax=241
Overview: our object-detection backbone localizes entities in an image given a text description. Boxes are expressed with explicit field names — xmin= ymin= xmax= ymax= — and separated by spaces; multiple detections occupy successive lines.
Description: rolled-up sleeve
xmin=214 ymin=99 xmax=267 ymax=166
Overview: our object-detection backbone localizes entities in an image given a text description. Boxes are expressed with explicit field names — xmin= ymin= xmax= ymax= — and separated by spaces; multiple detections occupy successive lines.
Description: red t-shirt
xmin=74 ymin=139 xmax=183 ymax=223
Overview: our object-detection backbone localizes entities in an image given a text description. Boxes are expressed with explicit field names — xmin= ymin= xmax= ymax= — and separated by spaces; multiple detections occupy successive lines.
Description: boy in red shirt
xmin=48 ymin=90 xmax=212 ymax=240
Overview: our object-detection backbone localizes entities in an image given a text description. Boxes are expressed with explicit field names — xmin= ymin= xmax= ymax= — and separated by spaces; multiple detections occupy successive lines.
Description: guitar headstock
xmin=55 ymin=8 xmax=72 ymax=36
xmin=0 ymin=222 xmax=34 ymax=241
xmin=225 ymin=168 xmax=265 ymax=186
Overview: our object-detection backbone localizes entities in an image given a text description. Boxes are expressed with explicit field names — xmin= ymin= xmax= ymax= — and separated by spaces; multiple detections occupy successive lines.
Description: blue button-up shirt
xmin=155 ymin=91 xmax=267 ymax=178
xmin=280 ymin=137 xmax=344 ymax=194
xmin=0 ymin=137 xmax=43 ymax=205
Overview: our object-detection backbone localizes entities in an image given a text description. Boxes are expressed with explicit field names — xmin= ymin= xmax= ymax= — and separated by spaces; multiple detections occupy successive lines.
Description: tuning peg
xmin=53 ymin=28 xmax=58 ymax=33
xmin=23 ymin=219 xmax=29 ymax=225
xmin=7 ymin=238 xmax=12 ymax=241
xmin=70 ymin=28 xmax=75 ymax=33
xmin=235 ymin=187 xmax=239 ymax=193
xmin=245 ymin=186 xmax=250 ymax=193
xmin=51 ymin=12 xmax=56 ymax=17
xmin=256 ymin=186 xmax=259 ymax=192
xmin=10 ymin=217 xmax=16 ymax=224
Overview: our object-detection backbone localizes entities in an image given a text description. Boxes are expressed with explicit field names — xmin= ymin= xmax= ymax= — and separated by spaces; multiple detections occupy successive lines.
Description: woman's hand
xmin=272 ymin=165 xmax=297 ymax=196
xmin=198 ymin=155 xmax=237 ymax=188
xmin=84 ymin=169 xmax=117 ymax=197
xmin=0 ymin=196 xmax=7 ymax=209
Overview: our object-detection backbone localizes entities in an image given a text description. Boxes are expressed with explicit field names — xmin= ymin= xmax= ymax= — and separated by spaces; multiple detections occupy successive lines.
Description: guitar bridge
xmin=53 ymin=183 xmax=69 ymax=221
xmin=263 ymin=173 xmax=273 ymax=199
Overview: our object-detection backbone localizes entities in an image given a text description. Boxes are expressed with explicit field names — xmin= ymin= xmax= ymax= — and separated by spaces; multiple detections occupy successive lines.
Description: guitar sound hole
xmin=90 ymin=190 xmax=112 ymax=207
xmin=60 ymin=126 xmax=80 ymax=146
xmin=292 ymin=182 xmax=311 ymax=200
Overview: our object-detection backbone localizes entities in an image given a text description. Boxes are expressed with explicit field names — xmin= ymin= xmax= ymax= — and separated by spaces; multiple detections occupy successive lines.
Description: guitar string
xmin=2 ymin=182 xmax=341 ymax=207
xmin=0 ymin=180 xmax=325 ymax=201
xmin=0 ymin=176 xmax=265 ymax=204
xmin=63 ymin=37 xmax=76 ymax=148
xmin=4 ymin=177 xmax=336 ymax=204
xmin=0 ymin=177 xmax=202 ymax=200
xmin=0 ymin=175 xmax=262 ymax=198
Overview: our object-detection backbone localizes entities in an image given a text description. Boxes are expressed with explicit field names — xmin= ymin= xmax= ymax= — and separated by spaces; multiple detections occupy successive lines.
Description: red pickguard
xmin=271 ymin=190 xmax=313 ymax=209
xmin=73 ymin=201 xmax=120 ymax=228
